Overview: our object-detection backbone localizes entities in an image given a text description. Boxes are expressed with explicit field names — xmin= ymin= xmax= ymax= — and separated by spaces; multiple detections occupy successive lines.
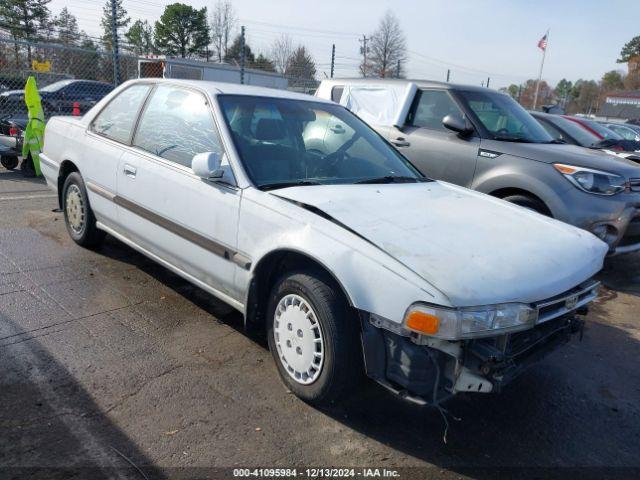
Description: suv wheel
xmin=62 ymin=172 xmax=105 ymax=247
xmin=1 ymin=155 xmax=19 ymax=170
xmin=266 ymin=270 xmax=363 ymax=405
xmin=502 ymin=194 xmax=550 ymax=216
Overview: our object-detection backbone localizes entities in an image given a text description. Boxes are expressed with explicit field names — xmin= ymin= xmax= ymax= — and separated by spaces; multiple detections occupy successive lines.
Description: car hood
xmin=274 ymin=182 xmax=607 ymax=307
xmin=481 ymin=139 xmax=640 ymax=177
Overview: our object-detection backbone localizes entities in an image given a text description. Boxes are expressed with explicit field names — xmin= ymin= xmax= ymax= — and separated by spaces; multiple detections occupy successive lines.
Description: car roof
xmin=124 ymin=78 xmax=332 ymax=103
xmin=319 ymin=77 xmax=494 ymax=93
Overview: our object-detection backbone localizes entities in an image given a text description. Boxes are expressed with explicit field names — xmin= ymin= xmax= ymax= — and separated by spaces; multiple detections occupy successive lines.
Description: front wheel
xmin=266 ymin=270 xmax=363 ymax=405
xmin=502 ymin=194 xmax=550 ymax=216
xmin=62 ymin=172 xmax=105 ymax=247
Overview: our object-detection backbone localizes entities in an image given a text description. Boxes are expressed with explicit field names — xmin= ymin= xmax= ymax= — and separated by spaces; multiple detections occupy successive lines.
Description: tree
xmin=224 ymin=34 xmax=255 ymax=65
xmin=499 ymin=84 xmax=520 ymax=99
xmin=125 ymin=19 xmax=155 ymax=55
xmin=155 ymin=3 xmax=209 ymax=58
xmin=554 ymin=78 xmax=573 ymax=107
xmin=270 ymin=33 xmax=293 ymax=74
xmin=601 ymin=70 xmax=625 ymax=92
xmin=210 ymin=0 xmax=235 ymax=62
xmin=618 ymin=35 xmax=640 ymax=63
xmin=54 ymin=7 xmax=79 ymax=46
xmin=568 ymin=79 xmax=601 ymax=114
xmin=100 ymin=0 xmax=130 ymax=52
xmin=365 ymin=11 xmax=407 ymax=78
xmin=285 ymin=45 xmax=316 ymax=88
xmin=518 ymin=79 xmax=553 ymax=109
xmin=253 ymin=54 xmax=275 ymax=72
xmin=0 ymin=0 xmax=51 ymax=65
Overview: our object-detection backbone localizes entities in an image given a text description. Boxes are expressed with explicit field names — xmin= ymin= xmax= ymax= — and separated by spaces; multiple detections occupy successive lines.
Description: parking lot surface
xmin=1 ymin=169 xmax=640 ymax=479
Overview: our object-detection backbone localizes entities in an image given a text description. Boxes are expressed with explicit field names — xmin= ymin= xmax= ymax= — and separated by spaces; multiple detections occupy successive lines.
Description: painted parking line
xmin=0 ymin=193 xmax=57 ymax=201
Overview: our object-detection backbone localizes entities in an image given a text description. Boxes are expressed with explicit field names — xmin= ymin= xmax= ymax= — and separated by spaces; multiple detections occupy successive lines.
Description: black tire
xmin=266 ymin=270 xmax=363 ymax=405
xmin=62 ymin=172 xmax=105 ymax=247
xmin=502 ymin=194 xmax=550 ymax=216
xmin=1 ymin=155 xmax=19 ymax=170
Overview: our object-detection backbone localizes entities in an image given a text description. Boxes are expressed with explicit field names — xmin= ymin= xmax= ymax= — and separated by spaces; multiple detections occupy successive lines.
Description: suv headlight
xmin=404 ymin=303 xmax=537 ymax=340
xmin=554 ymin=163 xmax=626 ymax=196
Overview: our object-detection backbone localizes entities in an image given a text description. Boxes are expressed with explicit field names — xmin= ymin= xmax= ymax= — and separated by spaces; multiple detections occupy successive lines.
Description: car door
xmin=83 ymin=83 xmax=152 ymax=228
xmin=116 ymin=84 xmax=242 ymax=301
xmin=388 ymin=89 xmax=479 ymax=186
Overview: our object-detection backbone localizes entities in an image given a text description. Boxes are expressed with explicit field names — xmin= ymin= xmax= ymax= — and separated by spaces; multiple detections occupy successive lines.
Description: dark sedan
xmin=0 ymin=79 xmax=114 ymax=117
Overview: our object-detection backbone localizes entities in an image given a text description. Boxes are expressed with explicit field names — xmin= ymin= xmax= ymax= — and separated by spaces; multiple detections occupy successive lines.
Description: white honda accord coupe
xmin=39 ymin=78 xmax=607 ymax=406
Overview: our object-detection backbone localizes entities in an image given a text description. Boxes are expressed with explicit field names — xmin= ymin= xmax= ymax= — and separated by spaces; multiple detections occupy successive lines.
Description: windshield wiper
xmin=545 ymin=139 xmax=566 ymax=144
xmin=492 ymin=136 xmax=534 ymax=143
xmin=355 ymin=175 xmax=428 ymax=184
xmin=260 ymin=180 xmax=322 ymax=191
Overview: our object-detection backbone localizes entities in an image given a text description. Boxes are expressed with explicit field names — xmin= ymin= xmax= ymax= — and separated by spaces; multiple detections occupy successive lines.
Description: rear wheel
xmin=1 ymin=155 xmax=19 ymax=170
xmin=266 ymin=270 xmax=363 ymax=405
xmin=502 ymin=194 xmax=550 ymax=216
xmin=62 ymin=172 xmax=105 ymax=247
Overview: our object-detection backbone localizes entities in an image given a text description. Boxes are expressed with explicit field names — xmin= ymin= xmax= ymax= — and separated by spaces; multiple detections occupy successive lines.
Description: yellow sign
xmin=31 ymin=60 xmax=51 ymax=72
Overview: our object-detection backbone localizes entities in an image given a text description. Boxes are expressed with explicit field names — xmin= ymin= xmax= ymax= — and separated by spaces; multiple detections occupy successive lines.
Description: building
xmin=138 ymin=57 xmax=288 ymax=90
xmin=599 ymin=91 xmax=640 ymax=121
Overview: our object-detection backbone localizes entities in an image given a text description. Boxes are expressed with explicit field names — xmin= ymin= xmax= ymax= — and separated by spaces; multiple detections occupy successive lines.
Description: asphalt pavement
xmin=1 ymin=168 xmax=639 ymax=479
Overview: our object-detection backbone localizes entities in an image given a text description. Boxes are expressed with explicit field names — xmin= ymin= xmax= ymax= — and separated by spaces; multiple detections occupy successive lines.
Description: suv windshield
xmin=457 ymin=90 xmax=553 ymax=143
xmin=553 ymin=116 xmax=601 ymax=147
xmin=218 ymin=95 xmax=425 ymax=190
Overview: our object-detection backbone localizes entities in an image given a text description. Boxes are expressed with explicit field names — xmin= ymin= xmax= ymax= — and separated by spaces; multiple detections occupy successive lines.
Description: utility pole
xmin=240 ymin=25 xmax=245 ymax=84
xmin=110 ymin=0 xmax=120 ymax=85
xmin=446 ymin=69 xmax=450 ymax=82
xmin=486 ymin=77 xmax=490 ymax=88
xmin=330 ymin=44 xmax=335 ymax=78
xmin=359 ymin=35 xmax=368 ymax=77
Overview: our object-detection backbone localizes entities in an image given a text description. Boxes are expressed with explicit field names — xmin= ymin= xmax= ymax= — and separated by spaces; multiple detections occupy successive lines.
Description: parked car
xmin=562 ymin=115 xmax=640 ymax=152
xmin=0 ymin=115 xmax=26 ymax=170
xmin=0 ymin=79 xmax=114 ymax=117
xmin=530 ymin=111 xmax=640 ymax=162
xmin=40 ymin=78 xmax=606 ymax=406
xmin=316 ymin=78 xmax=640 ymax=254
xmin=599 ymin=122 xmax=640 ymax=141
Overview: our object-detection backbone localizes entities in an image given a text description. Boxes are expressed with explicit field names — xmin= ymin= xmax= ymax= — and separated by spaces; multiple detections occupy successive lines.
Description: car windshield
xmin=577 ymin=118 xmax=622 ymax=140
xmin=218 ymin=95 xmax=425 ymax=189
xmin=40 ymin=80 xmax=74 ymax=92
xmin=552 ymin=116 xmax=601 ymax=147
xmin=457 ymin=90 xmax=553 ymax=143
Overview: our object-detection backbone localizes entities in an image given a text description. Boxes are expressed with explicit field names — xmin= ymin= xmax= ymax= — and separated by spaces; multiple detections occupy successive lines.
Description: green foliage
xmin=126 ymin=19 xmax=155 ymax=55
xmin=285 ymin=46 xmax=316 ymax=87
xmin=54 ymin=7 xmax=79 ymax=46
xmin=601 ymin=70 xmax=625 ymax=91
xmin=224 ymin=34 xmax=255 ymax=65
xmin=155 ymin=3 xmax=209 ymax=58
xmin=0 ymin=0 xmax=51 ymax=41
xmin=618 ymin=35 xmax=640 ymax=63
xmin=554 ymin=79 xmax=573 ymax=102
xmin=100 ymin=0 xmax=130 ymax=52
xmin=253 ymin=54 xmax=275 ymax=72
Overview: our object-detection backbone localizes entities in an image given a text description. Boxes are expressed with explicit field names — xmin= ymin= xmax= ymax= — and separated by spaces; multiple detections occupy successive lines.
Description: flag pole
xmin=532 ymin=29 xmax=549 ymax=110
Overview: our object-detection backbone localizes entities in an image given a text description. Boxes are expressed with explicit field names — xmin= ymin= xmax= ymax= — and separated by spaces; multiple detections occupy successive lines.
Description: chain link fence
xmin=0 ymin=36 xmax=317 ymax=120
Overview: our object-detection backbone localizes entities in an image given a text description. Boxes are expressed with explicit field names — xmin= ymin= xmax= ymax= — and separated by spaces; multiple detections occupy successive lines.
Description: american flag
xmin=537 ymin=33 xmax=548 ymax=52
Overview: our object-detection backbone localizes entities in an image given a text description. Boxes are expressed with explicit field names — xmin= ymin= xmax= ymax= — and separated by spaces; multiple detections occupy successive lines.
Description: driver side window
xmin=407 ymin=90 xmax=461 ymax=131
xmin=133 ymin=85 xmax=222 ymax=167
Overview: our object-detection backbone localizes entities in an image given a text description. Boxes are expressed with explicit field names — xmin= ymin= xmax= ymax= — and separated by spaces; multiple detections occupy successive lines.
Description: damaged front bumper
xmin=360 ymin=281 xmax=598 ymax=406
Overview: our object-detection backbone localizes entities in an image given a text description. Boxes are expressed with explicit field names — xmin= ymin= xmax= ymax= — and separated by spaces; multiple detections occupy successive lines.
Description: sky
xmin=48 ymin=0 xmax=640 ymax=89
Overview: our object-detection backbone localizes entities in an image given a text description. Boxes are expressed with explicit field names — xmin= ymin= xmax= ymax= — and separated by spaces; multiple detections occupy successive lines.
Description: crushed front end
xmin=360 ymin=280 xmax=599 ymax=405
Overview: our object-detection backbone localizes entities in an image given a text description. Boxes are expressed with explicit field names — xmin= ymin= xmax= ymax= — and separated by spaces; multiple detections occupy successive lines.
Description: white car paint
xmin=39 ymin=78 xmax=608 ymax=325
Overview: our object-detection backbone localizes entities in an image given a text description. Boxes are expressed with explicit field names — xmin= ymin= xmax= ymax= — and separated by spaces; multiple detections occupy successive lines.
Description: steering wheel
xmin=323 ymin=150 xmax=351 ymax=176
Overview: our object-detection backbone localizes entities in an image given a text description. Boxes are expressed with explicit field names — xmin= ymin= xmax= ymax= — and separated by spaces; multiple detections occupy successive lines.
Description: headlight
xmin=404 ymin=303 xmax=537 ymax=340
xmin=554 ymin=163 xmax=626 ymax=196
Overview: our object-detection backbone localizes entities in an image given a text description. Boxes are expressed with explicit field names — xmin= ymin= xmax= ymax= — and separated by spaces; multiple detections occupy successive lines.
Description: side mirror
xmin=443 ymin=114 xmax=473 ymax=136
xmin=192 ymin=152 xmax=224 ymax=179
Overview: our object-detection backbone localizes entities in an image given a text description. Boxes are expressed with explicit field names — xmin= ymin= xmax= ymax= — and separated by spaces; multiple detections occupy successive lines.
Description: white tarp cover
xmin=338 ymin=83 xmax=417 ymax=127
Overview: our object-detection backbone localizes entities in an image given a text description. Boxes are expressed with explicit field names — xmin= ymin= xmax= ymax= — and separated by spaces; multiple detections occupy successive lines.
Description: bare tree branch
xmin=365 ymin=11 xmax=407 ymax=78
xmin=270 ymin=33 xmax=293 ymax=74
xmin=210 ymin=0 xmax=236 ymax=62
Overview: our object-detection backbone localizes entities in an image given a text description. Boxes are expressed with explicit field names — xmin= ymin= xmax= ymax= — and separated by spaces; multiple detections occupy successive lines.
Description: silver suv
xmin=316 ymin=79 xmax=640 ymax=255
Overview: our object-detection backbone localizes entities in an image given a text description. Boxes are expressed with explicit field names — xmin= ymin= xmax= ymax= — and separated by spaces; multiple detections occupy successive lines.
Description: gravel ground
xmin=1 ymin=168 xmax=639 ymax=480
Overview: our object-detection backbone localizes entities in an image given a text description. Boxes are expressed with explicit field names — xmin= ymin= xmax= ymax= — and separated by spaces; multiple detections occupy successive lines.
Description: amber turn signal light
xmin=405 ymin=311 xmax=440 ymax=335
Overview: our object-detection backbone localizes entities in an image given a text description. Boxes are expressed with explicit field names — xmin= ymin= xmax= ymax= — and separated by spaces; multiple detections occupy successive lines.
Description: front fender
xmin=237 ymin=189 xmax=452 ymax=324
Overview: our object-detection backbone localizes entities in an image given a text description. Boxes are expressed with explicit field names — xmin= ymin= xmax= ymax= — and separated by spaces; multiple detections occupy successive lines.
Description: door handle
xmin=330 ymin=125 xmax=345 ymax=134
xmin=391 ymin=137 xmax=410 ymax=147
xmin=123 ymin=164 xmax=137 ymax=178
